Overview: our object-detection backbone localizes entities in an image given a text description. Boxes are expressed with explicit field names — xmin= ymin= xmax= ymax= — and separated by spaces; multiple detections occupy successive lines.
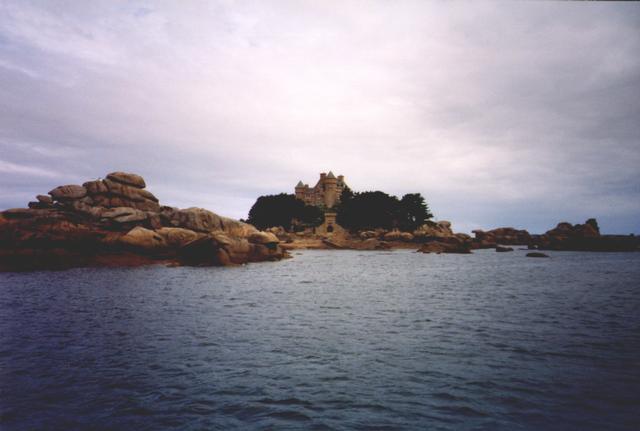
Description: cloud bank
xmin=1 ymin=1 xmax=639 ymax=233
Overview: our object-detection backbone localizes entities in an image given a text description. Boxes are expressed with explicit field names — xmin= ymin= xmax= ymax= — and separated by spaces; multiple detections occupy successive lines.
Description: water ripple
xmin=1 ymin=249 xmax=639 ymax=430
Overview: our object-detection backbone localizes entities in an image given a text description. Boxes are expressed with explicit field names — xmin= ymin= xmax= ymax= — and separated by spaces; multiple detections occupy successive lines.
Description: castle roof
xmin=326 ymin=171 xmax=336 ymax=179
xmin=296 ymin=181 xmax=304 ymax=188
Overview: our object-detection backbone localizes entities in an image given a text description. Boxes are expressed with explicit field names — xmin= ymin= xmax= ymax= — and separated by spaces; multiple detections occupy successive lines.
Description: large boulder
xmin=101 ymin=207 xmax=148 ymax=223
xmin=178 ymin=235 xmax=229 ymax=266
xmin=119 ymin=226 xmax=167 ymax=252
xmin=106 ymin=172 xmax=146 ymax=189
xmin=248 ymin=231 xmax=279 ymax=245
xmin=82 ymin=180 xmax=109 ymax=195
xmin=83 ymin=178 xmax=159 ymax=211
xmin=103 ymin=179 xmax=158 ymax=202
xmin=156 ymin=227 xmax=201 ymax=248
xmin=359 ymin=230 xmax=377 ymax=240
xmin=161 ymin=207 xmax=223 ymax=232
xmin=383 ymin=231 xmax=414 ymax=242
xmin=414 ymin=220 xmax=454 ymax=239
xmin=36 ymin=195 xmax=53 ymax=204
xmin=220 ymin=216 xmax=259 ymax=237
xmin=49 ymin=185 xmax=87 ymax=201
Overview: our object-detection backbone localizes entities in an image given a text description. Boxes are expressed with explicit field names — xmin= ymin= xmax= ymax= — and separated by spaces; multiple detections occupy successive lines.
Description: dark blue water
xmin=1 ymin=249 xmax=639 ymax=430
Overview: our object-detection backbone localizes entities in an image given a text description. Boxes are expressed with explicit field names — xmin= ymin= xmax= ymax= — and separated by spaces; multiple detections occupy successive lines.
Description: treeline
xmin=246 ymin=187 xmax=433 ymax=232
xmin=247 ymin=193 xmax=323 ymax=230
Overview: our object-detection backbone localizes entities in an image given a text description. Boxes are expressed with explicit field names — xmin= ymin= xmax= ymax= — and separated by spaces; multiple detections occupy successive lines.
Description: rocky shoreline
xmin=1 ymin=174 xmax=637 ymax=271
xmin=0 ymin=172 xmax=287 ymax=271
xmin=273 ymin=218 xmax=639 ymax=254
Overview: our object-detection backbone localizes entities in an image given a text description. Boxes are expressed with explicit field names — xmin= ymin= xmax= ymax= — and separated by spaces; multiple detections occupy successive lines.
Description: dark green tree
xmin=247 ymin=193 xmax=323 ymax=230
xmin=339 ymin=185 xmax=354 ymax=203
xmin=398 ymin=193 xmax=433 ymax=231
xmin=298 ymin=204 xmax=324 ymax=229
xmin=336 ymin=191 xmax=401 ymax=231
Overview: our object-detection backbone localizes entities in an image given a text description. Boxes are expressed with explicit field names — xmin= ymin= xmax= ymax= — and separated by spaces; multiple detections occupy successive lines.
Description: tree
xmin=337 ymin=191 xmax=400 ymax=231
xmin=297 ymin=204 xmax=324 ymax=229
xmin=398 ymin=193 xmax=433 ymax=231
xmin=340 ymin=185 xmax=354 ymax=203
xmin=247 ymin=193 xmax=323 ymax=230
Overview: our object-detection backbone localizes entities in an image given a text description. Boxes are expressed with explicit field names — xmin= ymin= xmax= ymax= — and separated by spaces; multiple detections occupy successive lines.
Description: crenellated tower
xmin=323 ymin=171 xmax=338 ymax=208
xmin=293 ymin=171 xmax=347 ymax=209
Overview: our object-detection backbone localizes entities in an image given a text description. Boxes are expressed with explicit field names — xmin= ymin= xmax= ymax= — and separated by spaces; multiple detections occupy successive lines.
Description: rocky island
xmin=0 ymin=172 xmax=287 ymax=271
xmin=2 ymin=171 xmax=637 ymax=272
xmin=247 ymin=171 xmax=639 ymax=255
xmin=272 ymin=218 xmax=639 ymax=254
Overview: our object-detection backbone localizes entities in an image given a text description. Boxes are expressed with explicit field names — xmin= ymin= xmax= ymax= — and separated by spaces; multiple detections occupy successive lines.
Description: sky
xmin=1 ymin=1 xmax=639 ymax=234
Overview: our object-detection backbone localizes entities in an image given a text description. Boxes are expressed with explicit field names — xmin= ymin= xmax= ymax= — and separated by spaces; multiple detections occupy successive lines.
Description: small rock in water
xmin=526 ymin=252 xmax=549 ymax=258
xmin=496 ymin=245 xmax=514 ymax=252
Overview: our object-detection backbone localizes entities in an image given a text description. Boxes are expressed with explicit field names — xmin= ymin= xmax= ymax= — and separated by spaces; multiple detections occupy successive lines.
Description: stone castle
xmin=294 ymin=171 xmax=348 ymax=209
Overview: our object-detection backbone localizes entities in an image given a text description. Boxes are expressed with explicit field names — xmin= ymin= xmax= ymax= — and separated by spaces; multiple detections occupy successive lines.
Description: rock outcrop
xmin=530 ymin=218 xmax=638 ymax=252
xmin=0 ymin=172 xmax=287 ymax=271
xmin=472 ymin=227 xmax=532 ymax=249
xmin=472 ymin=219 xmax=638 ymax=252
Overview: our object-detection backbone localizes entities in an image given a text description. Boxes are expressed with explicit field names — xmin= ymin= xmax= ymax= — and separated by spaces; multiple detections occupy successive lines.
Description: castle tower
xmin=295 ymin=181 xmax=305 ymax=200
xmin=324 ymin=171 xmax=338 ymax=208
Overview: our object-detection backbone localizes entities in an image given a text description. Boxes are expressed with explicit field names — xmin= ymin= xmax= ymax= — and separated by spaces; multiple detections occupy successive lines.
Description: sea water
xmin=1 ymin=249 xmax=639 ymax=430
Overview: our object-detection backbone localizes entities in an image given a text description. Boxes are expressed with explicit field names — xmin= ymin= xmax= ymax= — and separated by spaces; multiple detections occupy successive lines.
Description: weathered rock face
xmin=382 ymin=231 xmax=414 ymax=242
xmin=37 ymin=195 xmax=53 ymax=204
xmin=413 ymin=221 xmax=454 ymax=239
xmin=472 ymin=227 xmax=532 ymax=249
xmin=81 ymin=177 xmax=160 ymax=212
xmin=119 ymin=226 xmax=167 ymax=252
xmin=49 ymin=185 xmax=87 ymax=201
xmin=156 ymin=227 xmax=202 ymax=248
xmin=106 ymin=172 xmax=146 ymax=188
xmin=0 ymin=172 xmax=287 ymax=271
xmin=248 ymin=231 xmax=279 ymax=245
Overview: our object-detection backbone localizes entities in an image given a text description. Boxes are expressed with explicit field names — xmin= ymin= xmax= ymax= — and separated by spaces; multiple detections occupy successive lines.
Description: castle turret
xmin=295 ymin=180 xmax=305 ymax=200
xmin=324 ymin=171 xmax=338 ymax=208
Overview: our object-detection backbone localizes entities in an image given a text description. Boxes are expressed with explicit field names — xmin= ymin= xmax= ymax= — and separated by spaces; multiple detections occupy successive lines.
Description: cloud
xmin=0 ymin=1 xmax=639 ymax=233
xmin=0 ymin=159 xmax=62 ymax=178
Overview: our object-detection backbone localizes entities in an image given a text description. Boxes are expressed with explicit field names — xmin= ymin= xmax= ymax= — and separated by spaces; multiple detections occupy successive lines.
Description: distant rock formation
xmin=413 ymin=220 xmax=473 ymax=254
xmin=0 ymin=172 xmax=287 ymax=271
xmin=531 ymin=219 xmax=638 ymax=251
xmin=471 ymin=227 xmax=532 ymax=249
xmin=472 ymin=218 xmax=638 ymax=252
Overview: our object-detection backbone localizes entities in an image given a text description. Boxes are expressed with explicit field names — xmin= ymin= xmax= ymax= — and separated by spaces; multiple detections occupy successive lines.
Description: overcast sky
xmin=1 ymin=1 xmax=639 ymax=234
